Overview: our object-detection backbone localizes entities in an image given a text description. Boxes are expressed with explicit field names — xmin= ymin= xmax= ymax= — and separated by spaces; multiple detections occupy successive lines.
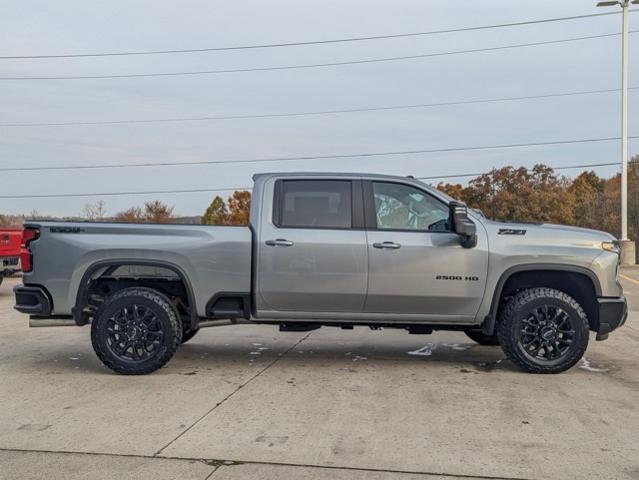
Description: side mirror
xmin=449 ymin=201 xmax=477 ymax=248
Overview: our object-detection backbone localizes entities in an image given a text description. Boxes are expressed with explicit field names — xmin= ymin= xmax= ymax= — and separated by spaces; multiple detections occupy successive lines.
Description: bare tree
xmin=81 ymin=200 xmax=107 ymax=221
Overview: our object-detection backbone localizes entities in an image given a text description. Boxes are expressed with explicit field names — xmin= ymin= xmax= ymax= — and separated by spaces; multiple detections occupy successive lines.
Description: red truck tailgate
xmin=0 ymin=228 xmax=22 ymax=258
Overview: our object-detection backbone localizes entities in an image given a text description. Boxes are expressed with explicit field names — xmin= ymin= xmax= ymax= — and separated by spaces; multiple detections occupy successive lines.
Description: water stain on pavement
xmin=474 ymin=359 xmax=507 ymax=371
xmin=255 ymin=435 xmax=288 ymax=447
xmin=407 ymin=343 xmax=435 ymax=356
xmin=579 ymin=357 xmax=610 ymax=373
xmin=18 ymin=424 xmax=51 ymax=431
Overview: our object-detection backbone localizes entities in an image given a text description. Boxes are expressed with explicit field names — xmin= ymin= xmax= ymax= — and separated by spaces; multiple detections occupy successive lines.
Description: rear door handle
xmin=373 ymin=241 xmax=401 ymax=250
xmin=265 ymin=238 xmax=294 ymax=247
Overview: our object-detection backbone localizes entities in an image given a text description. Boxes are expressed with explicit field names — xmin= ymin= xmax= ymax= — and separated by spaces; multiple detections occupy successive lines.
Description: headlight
xmin=602 ymin=241 xmax=620 ymax=253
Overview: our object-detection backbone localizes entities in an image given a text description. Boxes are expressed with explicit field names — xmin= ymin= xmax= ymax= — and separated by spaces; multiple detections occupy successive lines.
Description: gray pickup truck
xmin=14 ymin=172 xmax=627 ymax=375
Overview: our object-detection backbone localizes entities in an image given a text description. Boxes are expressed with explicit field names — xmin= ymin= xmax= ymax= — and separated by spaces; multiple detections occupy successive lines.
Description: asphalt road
xmin=1 ymin=272 xmax=638 ymax=480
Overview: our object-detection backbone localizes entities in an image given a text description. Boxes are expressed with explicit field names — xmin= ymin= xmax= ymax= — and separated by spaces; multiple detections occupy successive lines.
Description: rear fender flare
xmin=73 ymin=259 xmax=197 ymax=328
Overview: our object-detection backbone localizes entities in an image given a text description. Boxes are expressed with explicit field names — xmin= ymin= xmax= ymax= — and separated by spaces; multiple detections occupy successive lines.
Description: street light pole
xmin=621 ymin=1 xmax=629 ymax=241
xmin=597 ymin=0 xmax=636 ymax=264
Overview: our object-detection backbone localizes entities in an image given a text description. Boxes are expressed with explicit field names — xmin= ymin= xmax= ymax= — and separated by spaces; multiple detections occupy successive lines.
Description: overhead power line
xmin=2 ymin=31 xmax=635 ymax=81
xmin=0 ymin=161 xmax=623 ymax=200
xmin=2 ymin=135 xmax=637 ymax=174
xmin=2 ymin=86 xmax=637 ymax=128
xmin=0 ymin=11 xmax=632 ymax=60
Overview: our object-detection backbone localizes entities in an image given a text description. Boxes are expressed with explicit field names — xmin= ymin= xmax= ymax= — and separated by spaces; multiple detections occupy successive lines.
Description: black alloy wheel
xmin=91 ymin=287 xmax=182 ymax=375
xmin=518 ymin=305 xmax=575 ymax=362
xmin=497 ymin=287 xmax=589 ymax=374
xmin=104 ymin=303 xmax=165 ymax=362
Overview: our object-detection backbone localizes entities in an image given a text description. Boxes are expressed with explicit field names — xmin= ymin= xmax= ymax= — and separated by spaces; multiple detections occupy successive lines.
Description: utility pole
xmin=597 ymin=0 xmax=636 ymax=264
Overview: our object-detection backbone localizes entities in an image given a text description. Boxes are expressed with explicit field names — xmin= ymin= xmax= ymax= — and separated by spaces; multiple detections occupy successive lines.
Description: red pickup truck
xmin=0 ymin=228 xmax=22 ymax=285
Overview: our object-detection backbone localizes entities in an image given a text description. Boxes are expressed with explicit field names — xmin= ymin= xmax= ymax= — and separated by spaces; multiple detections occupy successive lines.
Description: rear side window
xmin=275 ymin=180 xmax=352 ymax=228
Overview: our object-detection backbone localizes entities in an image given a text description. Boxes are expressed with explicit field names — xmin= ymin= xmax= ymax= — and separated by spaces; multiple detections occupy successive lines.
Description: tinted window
xmin=278 ymin=180 xmax=352 ymax=228
xmin=373 ymin=182 xmax=450 ymax=231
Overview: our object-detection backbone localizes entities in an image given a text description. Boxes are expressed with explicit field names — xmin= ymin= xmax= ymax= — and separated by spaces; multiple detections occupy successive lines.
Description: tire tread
xmin=91 ymin=287 xmax=182 ymax=375
xmin=497 ymin=287 xmax=589 ymax=374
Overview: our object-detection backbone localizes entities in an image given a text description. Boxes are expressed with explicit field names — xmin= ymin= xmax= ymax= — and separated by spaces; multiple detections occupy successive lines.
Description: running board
xmin=29 ymin=317 xmax=251 ymax=328
xmin=198 ymin=318 xmax=251 ymax=329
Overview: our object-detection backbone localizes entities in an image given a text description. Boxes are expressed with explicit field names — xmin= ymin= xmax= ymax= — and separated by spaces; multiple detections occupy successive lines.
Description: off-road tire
xmin=181 ymin=327 xmax=199 ymax=344
xmin=497 ymin=287 xmax=589 ymax=374
xmin=464 ymin=329 xmax=500 ymax=346
xmin=91 ymin=287 xmax=182 ymax=375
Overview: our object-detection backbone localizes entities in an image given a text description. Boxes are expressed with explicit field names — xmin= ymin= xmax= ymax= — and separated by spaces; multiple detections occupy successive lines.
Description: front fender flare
xmin=481 ymin=263 xmax=602 ymax=335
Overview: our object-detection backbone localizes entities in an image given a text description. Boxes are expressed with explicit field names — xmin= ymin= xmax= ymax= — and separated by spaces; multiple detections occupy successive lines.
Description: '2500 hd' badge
xmin=436 ymin=275 xmax=480 ymax=281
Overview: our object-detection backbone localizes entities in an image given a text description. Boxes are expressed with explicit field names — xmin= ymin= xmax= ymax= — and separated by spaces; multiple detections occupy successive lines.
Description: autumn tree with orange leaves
xmin=437 ymin=157 xmax=639 ymax=250
xmin=201 ymin=191 xmax=251 ymax=225
xmin=114 ymin=201 xmax=174 ymax=223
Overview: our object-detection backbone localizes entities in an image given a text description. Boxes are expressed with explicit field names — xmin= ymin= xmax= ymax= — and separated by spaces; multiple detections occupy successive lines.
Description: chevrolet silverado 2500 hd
xmin=13 ymin=172 xmax=627 ymax=374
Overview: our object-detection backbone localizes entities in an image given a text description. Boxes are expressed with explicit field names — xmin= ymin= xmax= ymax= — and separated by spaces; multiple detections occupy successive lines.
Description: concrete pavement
xmin=1 ymin=273 xmax=638 ymax=480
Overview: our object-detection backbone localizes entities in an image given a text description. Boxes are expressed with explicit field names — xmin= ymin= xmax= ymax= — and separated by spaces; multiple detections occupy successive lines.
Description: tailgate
xmin=0 ymin=229 xmax=22 ymax=258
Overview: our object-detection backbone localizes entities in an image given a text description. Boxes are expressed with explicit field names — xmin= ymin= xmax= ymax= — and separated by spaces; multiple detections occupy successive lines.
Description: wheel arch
xmin=74 ymin=259 xmax=197 ymax=329
xmin=484 ymin=264 xmax=601 ymax=335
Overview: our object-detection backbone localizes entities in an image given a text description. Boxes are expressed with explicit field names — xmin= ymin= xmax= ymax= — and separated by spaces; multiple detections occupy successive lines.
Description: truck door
xmin=363 ymin=180 xmax=488 ymax=319
xmin=257 ymin=178 xmax=368 ymax=314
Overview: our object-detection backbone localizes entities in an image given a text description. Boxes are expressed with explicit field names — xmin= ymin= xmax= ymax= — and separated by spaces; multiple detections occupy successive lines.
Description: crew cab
xmin=14 ymin=172 xmax=627 ymax=374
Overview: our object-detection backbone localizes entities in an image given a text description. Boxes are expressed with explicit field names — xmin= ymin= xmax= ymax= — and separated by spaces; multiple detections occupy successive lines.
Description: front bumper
xmin=596 ymin=296 xmax=628 ymax=341
xmin=13 ymin=285 xmax=51 ymax=316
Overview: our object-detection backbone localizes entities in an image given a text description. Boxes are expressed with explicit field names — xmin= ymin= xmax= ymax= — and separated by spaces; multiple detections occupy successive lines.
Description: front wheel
xmin=497 ymin=287 xmax=589 ymax=374
xmin=91 ymin=287 xmax=182 ymax=375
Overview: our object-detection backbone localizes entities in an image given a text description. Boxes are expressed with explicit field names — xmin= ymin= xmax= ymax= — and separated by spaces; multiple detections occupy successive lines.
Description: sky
xmin=0 ymin=0 xmax=637 ymax=217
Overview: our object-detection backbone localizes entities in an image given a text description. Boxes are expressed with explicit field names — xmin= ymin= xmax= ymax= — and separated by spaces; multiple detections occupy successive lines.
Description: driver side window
xmin=372 ymin=182 xmax=450 ymax=231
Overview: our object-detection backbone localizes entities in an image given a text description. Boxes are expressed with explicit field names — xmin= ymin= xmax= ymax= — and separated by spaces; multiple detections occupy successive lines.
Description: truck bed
xmin=23 ymin=222 xmax=252 ymax=318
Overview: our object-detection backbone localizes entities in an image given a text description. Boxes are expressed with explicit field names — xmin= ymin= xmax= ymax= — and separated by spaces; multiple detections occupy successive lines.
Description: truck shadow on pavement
xmin=21 ymin=340 xmax=516 ymax=376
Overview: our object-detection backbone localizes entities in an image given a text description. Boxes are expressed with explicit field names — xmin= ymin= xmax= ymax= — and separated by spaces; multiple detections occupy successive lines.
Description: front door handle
xmin=373 ymin=241 xmax=401 ymax=250
xmin=265 ymin=238 xmax=294 ymax=247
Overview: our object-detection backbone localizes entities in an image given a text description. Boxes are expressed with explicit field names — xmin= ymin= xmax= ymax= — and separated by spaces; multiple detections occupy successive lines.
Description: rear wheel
xmin=497 ymin=287 xmax=589 ymax=374
xmin=91 ymin=287 xmax=182 ymax=375
xmin=464 ymin=329 xmax=500 ymax=346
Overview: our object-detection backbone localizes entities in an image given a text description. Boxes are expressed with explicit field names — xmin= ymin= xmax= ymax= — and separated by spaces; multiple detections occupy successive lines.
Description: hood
xmin=479 ymin=218 xmax=617 ymax=242
xmin=530 ymin=223 xmax=616 ymax=240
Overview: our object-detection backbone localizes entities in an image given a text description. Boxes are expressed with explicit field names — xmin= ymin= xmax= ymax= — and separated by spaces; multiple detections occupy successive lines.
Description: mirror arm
xmin=460 ymin=231 xmax=478 ymax=249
